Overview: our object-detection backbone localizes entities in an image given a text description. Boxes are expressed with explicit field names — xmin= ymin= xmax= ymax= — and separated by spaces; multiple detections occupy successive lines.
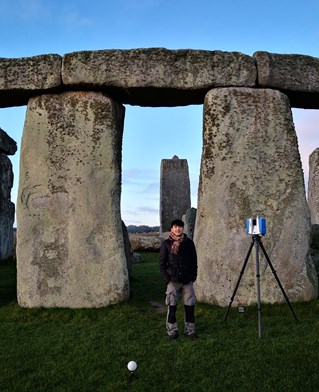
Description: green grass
xmin=1 ymin=253 xmax=319 ymax=391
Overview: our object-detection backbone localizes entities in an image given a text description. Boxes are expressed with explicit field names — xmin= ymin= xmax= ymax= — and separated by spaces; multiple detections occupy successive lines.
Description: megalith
xmin=0 ymin=155 xmax=15 ymax=260
xmin=194 ymin=87 xmax=317 ymax=306
xmin=62 ymin=49 xmax=257 ymax=107
xmin=0 ymin=54 xmax=62 ymax=108
xmin=17 ymin=91 xmax=129 ymax=307
xmin=160 ymin=155 xmax=191 ymax=234
xmin=308 ymin=148 xmax=319 ymax=224
xmin=0 ymin=127 xmax=17 ymax=260
xmin=183 ymin=207 xmax=197 ymax=240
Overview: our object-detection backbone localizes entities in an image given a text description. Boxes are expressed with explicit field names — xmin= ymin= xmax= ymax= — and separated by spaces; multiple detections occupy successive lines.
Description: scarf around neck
xmin=169 ymin=232 xmax=186 ymax=255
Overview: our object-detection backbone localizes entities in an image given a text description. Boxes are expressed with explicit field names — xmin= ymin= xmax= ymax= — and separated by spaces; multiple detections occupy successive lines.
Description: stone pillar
xmin=194 ymin=87 xmax=317 ymax=306
xmin=0 ymin=127 xmax=17 ymax=260
xmin=308 ymin=148 xmax=319 ymax=224
xmin=160 ymin=155 xmax=191 ymax=234
xmin=183 ymin=207 xmax=197 ymax=240
xmin=17 ymin=91 xmax=129 ymax=307
xmin=0 ymin=154 xmax=15 ymax=260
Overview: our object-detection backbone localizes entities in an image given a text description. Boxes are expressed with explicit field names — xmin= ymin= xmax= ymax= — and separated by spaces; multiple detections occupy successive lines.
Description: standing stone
xmin=308 ymin=148 xmax=319 ymax=224
xmin=0 ymin=126 xmax=18 ymax=154
xmin=310 ymin=225 xmax=319 ymax=275
xmin=17 ymin=91 xmax=129 ymax=307
xmin=0 ymin=127 xmax=17 ymax=260
xmin=194 ymin=87 xmax=317 ymax=306
xmin=160 ymin=155 xmax=191 ymax=234
xmin=122 ymin=221 xmax=133 ymax=279
xmin=0 ymin=154 xmax=15 ymax=260
xmin=183 ymin=207 xmax=197 ymax=240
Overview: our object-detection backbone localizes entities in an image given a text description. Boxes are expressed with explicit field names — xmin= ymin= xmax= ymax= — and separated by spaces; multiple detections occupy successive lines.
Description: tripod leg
xmin=223 ymin=238 xmax=255 ymax=322
xmin=255 ymin=238 xmax=262 ymax=338
xmin=257 ymin=238 xmax=298 ymax=322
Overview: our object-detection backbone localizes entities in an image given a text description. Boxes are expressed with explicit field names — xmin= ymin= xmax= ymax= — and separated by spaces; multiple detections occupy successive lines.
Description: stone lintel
xmin=0 ymin=54 xmax=63 ymax=108
xmin=254 ymin=51 xmax=319 ymax=109
xmin=1 ymin=49 xmax=319 ymax=109
xmin=62 ymin=48 xmax=257 ymax=106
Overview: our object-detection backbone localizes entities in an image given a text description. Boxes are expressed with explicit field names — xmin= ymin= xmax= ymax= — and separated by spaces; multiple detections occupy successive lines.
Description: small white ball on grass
xmin=127 ymin=361 xmax=137 ymax=372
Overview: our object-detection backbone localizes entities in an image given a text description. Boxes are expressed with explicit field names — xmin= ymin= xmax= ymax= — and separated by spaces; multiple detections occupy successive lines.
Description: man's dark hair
xmin=170 ymin=219 xmax=184 ymax=228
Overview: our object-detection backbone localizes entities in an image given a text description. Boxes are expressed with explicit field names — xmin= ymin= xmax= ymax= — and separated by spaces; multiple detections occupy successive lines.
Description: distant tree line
xmin=127 ymin=225 xmax=160 ymax=233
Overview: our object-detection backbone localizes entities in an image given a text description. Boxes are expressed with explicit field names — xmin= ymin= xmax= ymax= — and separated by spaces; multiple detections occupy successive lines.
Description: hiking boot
xmin=184 ymin=332 xmax=198 ymax=340
xmin=168 ymin=331 xmax=178 ymax=340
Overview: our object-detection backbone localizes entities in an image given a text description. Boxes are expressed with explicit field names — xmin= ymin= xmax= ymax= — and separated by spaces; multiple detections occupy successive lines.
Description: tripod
xmin=223 ymin=234 xmax=298 ymax=338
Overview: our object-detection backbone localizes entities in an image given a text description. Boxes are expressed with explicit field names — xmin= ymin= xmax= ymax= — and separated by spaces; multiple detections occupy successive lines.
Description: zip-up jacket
xmin=159 ymin=235 xmax=197 ymax=284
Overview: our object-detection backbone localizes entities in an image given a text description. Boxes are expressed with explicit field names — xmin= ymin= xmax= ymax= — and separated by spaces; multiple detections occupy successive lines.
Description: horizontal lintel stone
xmin=62 ymin=48 xmax=257 ymax=106
xmin=2 ymin=49 xmax=319 ymax=109
xmin=253 ymin=51 xmax=319 ymax=109
xmin=0 ymin=54 xmax=63 ymax=108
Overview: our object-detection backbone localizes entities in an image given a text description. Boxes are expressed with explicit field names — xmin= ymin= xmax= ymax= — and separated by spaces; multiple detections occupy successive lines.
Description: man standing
xmin=159 ymin=219 xmax=197 ymax=339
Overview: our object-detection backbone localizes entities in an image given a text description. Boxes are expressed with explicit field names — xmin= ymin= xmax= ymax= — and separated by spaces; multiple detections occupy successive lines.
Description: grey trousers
xmin=165 ymin=281 xmax=196 ymax=336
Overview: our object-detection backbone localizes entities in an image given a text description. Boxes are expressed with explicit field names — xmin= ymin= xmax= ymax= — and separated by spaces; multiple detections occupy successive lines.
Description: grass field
xmin=1 ymin=253 xmax=319 ymax=391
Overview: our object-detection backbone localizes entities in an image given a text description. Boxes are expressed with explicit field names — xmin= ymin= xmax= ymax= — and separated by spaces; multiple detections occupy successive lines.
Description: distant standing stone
xmin=160 ymin=155 xmax=191 ymax=234
xmin=308 ymin=148 xmax=319 ymax=224
xmin=0 ymin=126 xmax=16 ymax=260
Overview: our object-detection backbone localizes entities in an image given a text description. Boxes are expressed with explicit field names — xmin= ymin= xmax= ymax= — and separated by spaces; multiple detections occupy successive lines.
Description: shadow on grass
xmin=0 ymin=257 xmax=17 ymax=306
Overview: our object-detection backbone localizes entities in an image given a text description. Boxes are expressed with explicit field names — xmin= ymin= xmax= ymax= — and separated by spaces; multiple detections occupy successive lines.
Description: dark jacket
xmin=159 ymin=235 xmax=197 ymax=284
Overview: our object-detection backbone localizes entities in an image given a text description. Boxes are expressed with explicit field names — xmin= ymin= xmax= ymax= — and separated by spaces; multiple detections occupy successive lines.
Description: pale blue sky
xmin=0 ymin=0 xmax=318 ymax=226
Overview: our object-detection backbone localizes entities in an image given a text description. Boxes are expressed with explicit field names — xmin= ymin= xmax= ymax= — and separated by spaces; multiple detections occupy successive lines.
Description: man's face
xmin=171 ymin=224 xmax=184 ymax=236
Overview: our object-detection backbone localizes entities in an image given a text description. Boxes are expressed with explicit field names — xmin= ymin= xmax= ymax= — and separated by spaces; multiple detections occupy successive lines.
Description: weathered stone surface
xmin=3 ymin=47 xmax=319 ymax=308
xmin=0 ymin=127 xmax=17 ymax=155
xmin=254 ymin=51 xmax=319 ymax=109
xmin=0 ymin=54 xmax=62 ymax=108
xmin=0 ymin=153 xmax=15 ymax=260
xmin=129 ymin=233 xmax=161 ymax=252
xmin=62 ymin=48 xmax=257 ymax=106
xmin=17 ymin=91 xmax=129 ymax=307
xmin=308 ymin=148 xmax=319 ymax=224
xmin=1 ymin=49 xmax=319 ymax=109
xmin=194 ymin=87 xmax=317 ymax=306
xmin=310 ymin=224 xmax=319 ymax=275
xmin=122 ymin=221 xmax=133 ymax=278
xmin=0 ymin=128 xmax=16 ymax=260
xmin=160 ymin=155 xmax=191 ymax=234
xmin=183 ymin=207 xmax=197 ymax=240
